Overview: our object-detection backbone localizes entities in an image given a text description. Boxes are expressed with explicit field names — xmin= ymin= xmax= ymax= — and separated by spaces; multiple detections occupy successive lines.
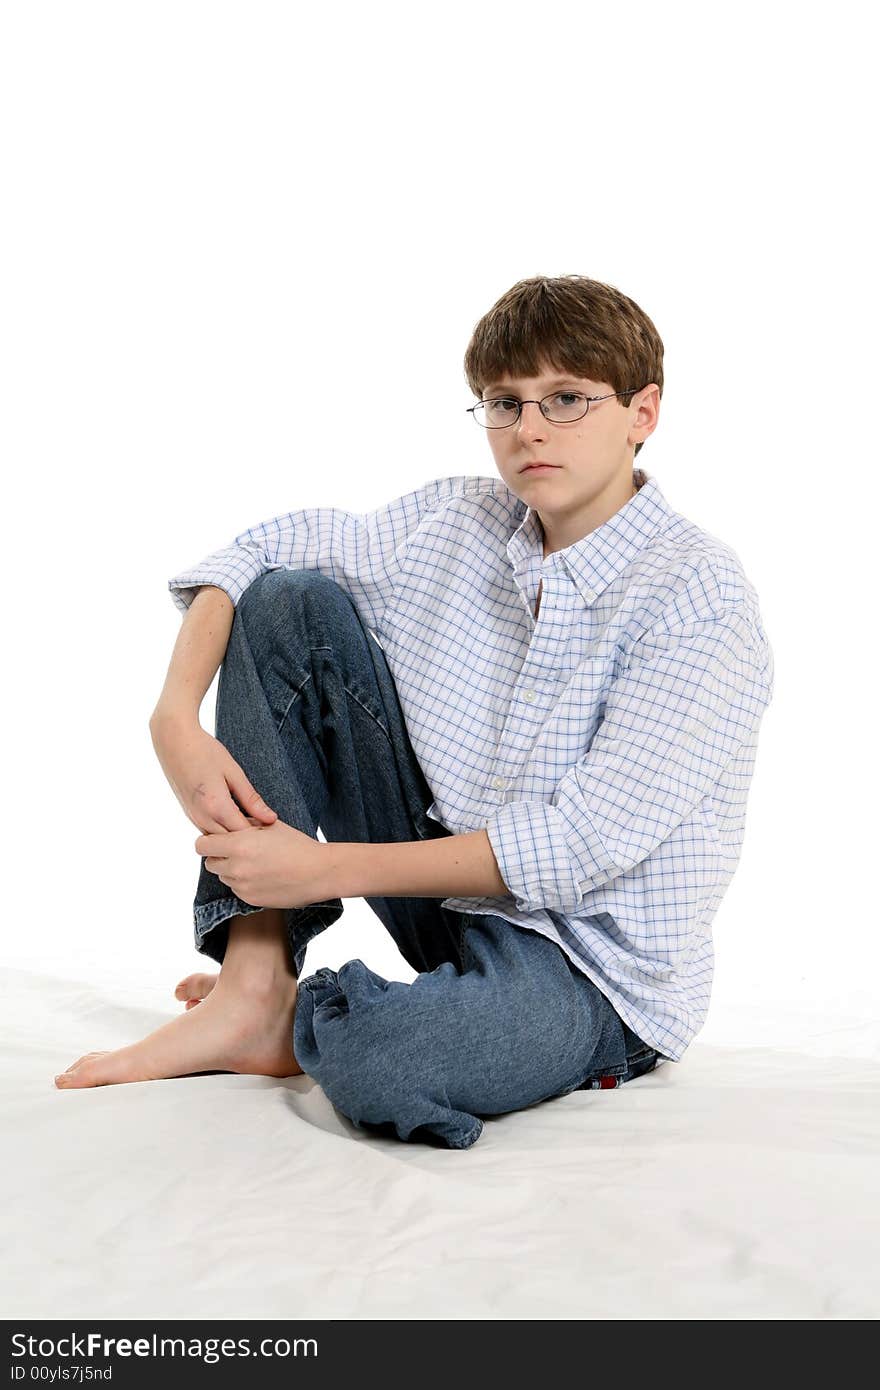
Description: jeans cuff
xmin=193 ymin=895 xmax=344 ymax=968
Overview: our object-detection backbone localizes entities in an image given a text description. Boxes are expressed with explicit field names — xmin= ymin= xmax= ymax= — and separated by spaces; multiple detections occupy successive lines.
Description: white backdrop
xmin=4 ymin=0 xmax=878 ymax=1052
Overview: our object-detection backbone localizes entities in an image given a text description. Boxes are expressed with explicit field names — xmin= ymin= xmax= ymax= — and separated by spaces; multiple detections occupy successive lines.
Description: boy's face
xmin=480 ymin=362 xmax=660 ymax=553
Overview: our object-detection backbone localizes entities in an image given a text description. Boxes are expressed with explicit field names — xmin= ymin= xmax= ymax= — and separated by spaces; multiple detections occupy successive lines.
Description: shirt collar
xmin=506 ymin=474 xmax=676 ymax=607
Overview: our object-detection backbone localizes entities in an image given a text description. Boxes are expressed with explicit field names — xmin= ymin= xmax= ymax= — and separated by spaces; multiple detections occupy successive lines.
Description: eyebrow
xmin=483 ymin=376 xmax=590 ymax=395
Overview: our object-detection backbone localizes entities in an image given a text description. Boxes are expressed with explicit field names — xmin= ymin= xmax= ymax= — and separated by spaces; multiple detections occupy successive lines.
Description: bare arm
xmin=148 ymin=586 xmax=277 ymax=830
xmin=149 ymin=581 xmax=509 ymax=881
xmin=150 ymin=585 xmax=234 ymax=727
xmin=324 ymin=830 xmax=509 ymax=901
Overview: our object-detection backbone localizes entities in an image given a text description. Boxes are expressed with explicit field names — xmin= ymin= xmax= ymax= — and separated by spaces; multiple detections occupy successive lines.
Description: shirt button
xmin=583 ymin=588 xmax=597 ymax=603
xmin=491 ymin=776 xmax=508 ymax=790
xmin=522 ymin=689 xmax=537 ymax=702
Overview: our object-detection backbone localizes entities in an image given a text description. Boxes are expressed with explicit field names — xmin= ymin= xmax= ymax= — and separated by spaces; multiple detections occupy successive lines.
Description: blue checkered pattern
xmin=168 ymin=472 xmax=774 ymax=1061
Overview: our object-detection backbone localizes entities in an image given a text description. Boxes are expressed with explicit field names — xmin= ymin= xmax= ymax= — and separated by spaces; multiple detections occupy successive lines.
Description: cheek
xmin=487 ymin=440 xmax=515 ymax=473
xmin=571 ymin=425 xmax=609 ymax=456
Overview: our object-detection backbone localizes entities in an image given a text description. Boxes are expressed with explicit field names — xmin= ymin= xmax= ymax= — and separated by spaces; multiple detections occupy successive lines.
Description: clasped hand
xmin=195 ymin=817 xmax=331 ymax=909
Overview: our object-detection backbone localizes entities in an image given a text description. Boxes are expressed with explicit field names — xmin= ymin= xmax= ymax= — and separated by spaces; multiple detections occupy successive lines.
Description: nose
xmin=516 ymin=400 xmax=548 ymax=438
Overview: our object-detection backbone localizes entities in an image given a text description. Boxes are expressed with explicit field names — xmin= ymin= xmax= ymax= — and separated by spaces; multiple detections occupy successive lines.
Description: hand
xmin=195 ymin=817 xmax=331 ymax=909
xmin=150 ymin=713 xmax=278 ymax=833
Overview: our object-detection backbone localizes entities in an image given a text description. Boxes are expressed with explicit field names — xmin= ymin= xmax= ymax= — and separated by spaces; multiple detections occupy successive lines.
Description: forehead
xmin=483 ymin=370 xmax=598 ymax=394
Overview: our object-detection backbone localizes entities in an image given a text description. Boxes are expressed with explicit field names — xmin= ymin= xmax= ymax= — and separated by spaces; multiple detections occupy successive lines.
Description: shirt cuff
xmin=167 ymin=549 xmax=283 ymax=613
xmin=485 ymin=796 xmax=617 ymax=915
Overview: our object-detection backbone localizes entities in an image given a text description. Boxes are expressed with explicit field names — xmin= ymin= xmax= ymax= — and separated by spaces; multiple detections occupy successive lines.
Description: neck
xmin=540 ymin=468 xmax=640 ymax=558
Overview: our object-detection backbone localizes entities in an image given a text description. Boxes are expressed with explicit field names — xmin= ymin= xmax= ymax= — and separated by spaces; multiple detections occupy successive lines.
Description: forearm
xmin=150 ymin=585 xmax=235 ymax=724
xmin=324 ymin=829 xmax=510 ymax=901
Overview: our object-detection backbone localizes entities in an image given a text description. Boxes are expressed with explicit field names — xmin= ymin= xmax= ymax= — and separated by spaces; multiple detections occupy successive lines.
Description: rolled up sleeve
xmin=167 ymin=475 xmax=479 ymax=622
xmin=167 ymin=541 xmax=281 ymax=614
xmin=485 ymin=602 xmax=774 ymax=914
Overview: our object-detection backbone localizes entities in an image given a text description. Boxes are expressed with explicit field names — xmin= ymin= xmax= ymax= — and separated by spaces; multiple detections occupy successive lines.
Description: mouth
xmin=520 ymin=463 xmax=561 ymax=474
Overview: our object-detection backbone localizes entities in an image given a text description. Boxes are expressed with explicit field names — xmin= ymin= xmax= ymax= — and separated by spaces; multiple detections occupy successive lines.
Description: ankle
xmin=221 ymin=911 xmax=295 ymax=983
xmin=217 ymin=957 xmax=298 ymax=1001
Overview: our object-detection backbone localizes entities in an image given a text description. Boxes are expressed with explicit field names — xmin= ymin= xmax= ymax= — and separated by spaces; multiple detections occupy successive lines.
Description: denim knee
xmin=293 ymin=963 xmax=483 ymax=1150
xmin=238 ymin=565 xmax=350 ymax=629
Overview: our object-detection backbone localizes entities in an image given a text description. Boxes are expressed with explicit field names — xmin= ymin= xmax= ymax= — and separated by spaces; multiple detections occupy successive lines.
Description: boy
xmin=54 ymin=275 xmax=774 ymax=1151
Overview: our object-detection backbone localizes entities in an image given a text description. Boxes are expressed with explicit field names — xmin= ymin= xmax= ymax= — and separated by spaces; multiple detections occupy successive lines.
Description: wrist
xmin=318 ymin=840 xmax=358 ymax=900
xmin=149 ymin=703 xmax=201 ymax=733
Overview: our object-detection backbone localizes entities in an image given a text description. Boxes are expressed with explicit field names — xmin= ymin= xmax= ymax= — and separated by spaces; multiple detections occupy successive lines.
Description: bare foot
xmin=175 ymin=971 xmax=219 ymax=1011
xmin=54 ymin=964 xmax=303 ymax=1089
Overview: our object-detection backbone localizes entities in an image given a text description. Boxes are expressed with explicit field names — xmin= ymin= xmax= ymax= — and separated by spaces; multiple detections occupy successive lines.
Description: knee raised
xmin=240 ymin=566 xmax=354 ymax=625
xmin=241 ymin=566 xmax=323 ymax=606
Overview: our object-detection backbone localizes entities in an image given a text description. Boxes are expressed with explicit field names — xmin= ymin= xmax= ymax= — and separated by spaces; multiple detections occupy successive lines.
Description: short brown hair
xmin=463 ymin=274 xmax=664 ymax=468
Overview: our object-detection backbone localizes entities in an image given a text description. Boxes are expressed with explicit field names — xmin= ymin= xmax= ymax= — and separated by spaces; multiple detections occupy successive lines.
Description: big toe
xmin=55 ymin=1052 xmax=113 ymax=1088
xmin=174 ymin=972 xmax=218 ymax=1002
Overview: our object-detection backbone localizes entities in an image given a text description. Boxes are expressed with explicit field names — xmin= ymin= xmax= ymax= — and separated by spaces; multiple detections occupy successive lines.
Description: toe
xmin=61 ymin=1050 xmax=106 ymax=1071
xmin=55 ymin=1052 xmax=119 ymax=1088
xmin=56 ymin=1066 xmax=93 ymax=1089
xmin=55 ymin=1064 xmax=84 ymax=1087
xmin=175 ymin=972 xmax=217 ymax=1001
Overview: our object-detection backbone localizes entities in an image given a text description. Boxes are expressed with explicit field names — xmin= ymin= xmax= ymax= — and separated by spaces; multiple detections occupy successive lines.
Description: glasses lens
xmin=543 ymin=392 xmax=589 ymax=422
xmin=475 ymin=398 xmax=519 ymax=428
xmin=473 ymin=393 xmax=590 ymax=427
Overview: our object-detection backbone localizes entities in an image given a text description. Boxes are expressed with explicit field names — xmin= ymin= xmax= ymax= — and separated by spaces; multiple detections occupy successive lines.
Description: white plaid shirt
xmin=168 ymin=472 xmax=774 ymax=1061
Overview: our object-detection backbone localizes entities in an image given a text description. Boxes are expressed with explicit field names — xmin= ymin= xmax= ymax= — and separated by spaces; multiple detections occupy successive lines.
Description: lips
xmin=520 ymin=463 xmax=560 ymax=473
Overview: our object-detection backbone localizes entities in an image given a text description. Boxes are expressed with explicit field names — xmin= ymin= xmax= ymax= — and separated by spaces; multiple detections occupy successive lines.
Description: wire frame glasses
xmin=467 ymin=387 xmax=645 ymax=428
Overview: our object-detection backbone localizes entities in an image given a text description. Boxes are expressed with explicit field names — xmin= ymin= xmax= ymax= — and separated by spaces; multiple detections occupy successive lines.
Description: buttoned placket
xmin=491 ymin=555 xmax=605 ymax=809
xmin=492 ymin=564 xmax=570 ymax=807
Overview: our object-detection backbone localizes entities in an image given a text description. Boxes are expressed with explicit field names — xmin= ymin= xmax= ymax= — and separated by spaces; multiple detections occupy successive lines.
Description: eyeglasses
xmin=467 ymin=388 xmax=646 ymax=429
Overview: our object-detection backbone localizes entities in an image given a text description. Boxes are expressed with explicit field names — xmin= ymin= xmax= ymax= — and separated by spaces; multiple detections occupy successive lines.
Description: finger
xmin=228 ymin=770 xmax=277 ymax=823
xmin=189 ymin=782 xmax=250 ymax=833
xmin=215 ymin=797 xmax=253 ymax=833
xmin=197 ymin=820 xmax=253 ymax=854
xmin=189 ymin=803 xmax=243 ymax=835
xmin=192 ymin=816 xmax=232 ymax=835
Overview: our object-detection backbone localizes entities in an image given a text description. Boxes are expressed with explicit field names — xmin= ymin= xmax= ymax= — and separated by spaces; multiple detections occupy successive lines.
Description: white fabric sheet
xmin=3 ymin=966 xmax=878 ymax=1321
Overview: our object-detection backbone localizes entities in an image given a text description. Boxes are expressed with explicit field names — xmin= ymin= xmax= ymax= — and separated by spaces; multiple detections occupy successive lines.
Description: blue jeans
xmin=192 ymin=568 xmax=660 ymax=1149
